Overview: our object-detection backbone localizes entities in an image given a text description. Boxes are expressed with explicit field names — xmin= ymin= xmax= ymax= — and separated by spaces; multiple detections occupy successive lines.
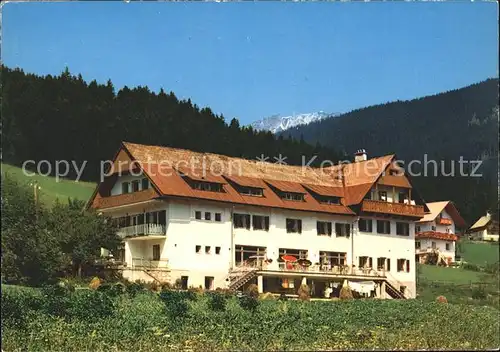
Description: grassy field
xmin=1 ymin=163 xmax=95 ymax=206
xmin=418 ymin=264 xmax=492 ymax=285
xmin=459 ymin=240 xmax=499 ymax=265
xmin=2 ymin=285 xmax=499 ymax=351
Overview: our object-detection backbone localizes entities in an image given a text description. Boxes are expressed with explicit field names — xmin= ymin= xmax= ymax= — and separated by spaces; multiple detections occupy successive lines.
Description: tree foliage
xmin=1 ymin=175 xmax=120 ymax=285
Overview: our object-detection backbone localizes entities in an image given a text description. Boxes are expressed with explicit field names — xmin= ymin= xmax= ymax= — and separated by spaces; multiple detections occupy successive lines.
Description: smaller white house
xmin=468 ymin=212 xmax=499 ymax=242
xmin=415 ymin=201 xmax=465 ymax=265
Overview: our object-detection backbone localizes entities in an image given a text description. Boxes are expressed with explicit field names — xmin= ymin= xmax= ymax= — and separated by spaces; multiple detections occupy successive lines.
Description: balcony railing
xmin=416 ymin=247 xmax=436 ymax=254
xmin=437 ymin=217 xmax=453 ymax=225
xmin=131 ymin=257 xmax=169 ymax=269
xmin=235 ymin=261 xmax=386 ymax=278
xmin=361 ymin=199 xmax=425 ymax=218
xmin=117 ymin=223 xmax=166 ymax=239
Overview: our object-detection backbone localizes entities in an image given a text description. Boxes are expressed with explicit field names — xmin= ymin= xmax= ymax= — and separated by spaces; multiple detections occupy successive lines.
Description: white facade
xmin=416 ymin=207 xmax=457 ymax=263
xmin=102 ymin=192 xmax=417 ymax=297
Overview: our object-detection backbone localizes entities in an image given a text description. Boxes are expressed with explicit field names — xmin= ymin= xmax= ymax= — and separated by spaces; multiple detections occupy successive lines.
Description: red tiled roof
xmin=415 ymin=231 xmax=458 ymax=241
xmin=87 ymin=142 xmax=424 ymax=218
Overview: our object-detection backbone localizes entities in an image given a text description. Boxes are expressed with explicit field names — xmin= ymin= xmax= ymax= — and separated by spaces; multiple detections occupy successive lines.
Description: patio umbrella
xmin=297 ymin=258 xmax=312 ymax=267
xmin=281 ymin=255 xmax=297 ymax=262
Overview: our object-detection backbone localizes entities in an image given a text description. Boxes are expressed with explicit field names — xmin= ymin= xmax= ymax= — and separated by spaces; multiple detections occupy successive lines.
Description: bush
xmin=97 ymin=282 xmax=125 ymax=297
xmin=65 ymin=290 xmax=115 ymax=322
xmin=472 ymin=286 xmax=487 ymax=300
xmin=246 ymin=284 xmax=259 ymax=299
xmin=159 ymin=290 xmax=190 ymax=318
xmin=278 ymin=293 xmax=288 ymax=301
xmin=1 ymin=286 xmax=42 ymax=328
xmin=207 ymin=291 xmax=227 ymax=311
xmin=339 ymin=286 xmax=354 ymax=300
xmin=436 ymin=295 xmax=448 ymax=303
xmin=260 ymin=292 xmax=276 ymax=300
xmin=297 ymin=284 xmax=311 ymax=301
xmin=462 ymin=263 xmax=481 ymax=272
xmin=125 ymin=281 xmax=146 ymax=297
xmin=238 ymin=295 xmax=259 ymax=311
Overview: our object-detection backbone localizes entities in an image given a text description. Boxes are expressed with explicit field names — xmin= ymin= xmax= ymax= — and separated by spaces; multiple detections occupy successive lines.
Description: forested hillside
xmin=1 ymin=66 xmax=342 ymax=181
xmin=284 ymin=79 xmax=499 ymax=224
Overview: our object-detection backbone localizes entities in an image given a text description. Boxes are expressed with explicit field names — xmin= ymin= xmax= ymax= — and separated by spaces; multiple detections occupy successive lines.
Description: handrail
xmin=384 ymin=271 xmax=413 ymax=299
xmin=117 ymin=223 xmax=166 ymax=238
xmin=131 ymin=257 xmax=169 ymax=269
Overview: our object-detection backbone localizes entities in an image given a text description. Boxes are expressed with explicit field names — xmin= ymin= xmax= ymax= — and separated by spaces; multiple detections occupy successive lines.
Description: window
xmin=195 ymin=211 xmax=202 ymax=220
xmin=317 ymin=221 xmax=332 ymax=236
xmin=205 ymin=246 xmax=211 ymax=254
xmin=415 ymin=241 xmax=421 ymax=249
xmin=445 ymin=228 xmax=450 ymax=233
xmin=415 ymin=225 xmax=421 ymax=233
xmin=432 ymin=241 xmax=436 ymax=249
xmin=234 ymin=213 xmax=251 ymax=229
xmin=240 ymin=187 xmax=264 ymax=197
xmin=317 ymin=195 xmax=341 ymax=205
xmin=190 ymin=180 xmax=224 ymax=192
xmin=359 ymin=218 xmax=373 ymax=232
xmin=121 ymin=182 xmax=129 ymax=194
xmin=378 ymin=191 xmax=387 ymax=202
xmin=204 ymin=276 xmax=214 ymax=290
xmin=396 ymin=222 xmax=410 ymax=236
xmin=359 ymin=256 xmax=373 ymax=268
xmin=235 ymin=245 xmax=267 ymax=266
xmin=320 ymin=251 xmax=346 ymax=266
xmin=252 ymin=215 xmax=270 ymax=231
xmin=215 ymin=246 xmax=221 ymax=255
xmin=377 ymin=220 xmax=391 ymax=234
xmin=389 ymin=169 xmax=399 ymax=176
xmin=364 ymin=191 xmax=372 ymax=200
xmin=377 ymin=257 xmax=390 ymax=271
xmin=397 ymin=259 xmax=410 ymax=273
xmin=281 ymin=192 xmax=305 ymax=201
xmin=445 ymin=243 xmax=450 ymax=251
xmin=431 ymin=225 xmax=436 ymax=231
xmin=141 ymin=178 xmax=150 ymax=190
xmin=286 ymin=218 xmax=302 ymax=233
xmin=152 ymin=244 xmax=160 ymax=261
xmin=205 ymin=212 xmax=211 ymax=221
xmin=214 ymin=213 xmax=222 ymax=222
xmin=279 ymin=248 xmax=308 ymax=259
xmin=131 ymin=180 xmax=140 ymax=192
xmin=195 ymin=245 xmax=201 ymax=254
xmin=398 ymin=191 xmax=408 ymax=204
xmin=335 ymin=223 xmax=350 ymax=237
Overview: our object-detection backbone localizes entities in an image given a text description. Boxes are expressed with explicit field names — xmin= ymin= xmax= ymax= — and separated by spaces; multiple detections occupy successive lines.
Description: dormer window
xmin=378 ymin=191 xmax=387 ymax=202
xmin=281 ymin=192 xmax=305 ymax=201
xmin=122 ymin=182 xmax=129 ymax=194
xmin=190 ymin=180 xmax=224 ymax=193
xmin=131 ymin=180 xmax=140 ymax=192
xmin=141 ymin=178 xmax=150 ymax=190
xmin=240 ymin=186 xmax=264 ymax=197
xmin=318 ymin=195 xmax=341 ymax=205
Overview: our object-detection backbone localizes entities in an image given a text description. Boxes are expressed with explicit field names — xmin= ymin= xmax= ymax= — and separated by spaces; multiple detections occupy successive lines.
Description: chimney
xmin=354 ymin=149 xmax=367 ymax=162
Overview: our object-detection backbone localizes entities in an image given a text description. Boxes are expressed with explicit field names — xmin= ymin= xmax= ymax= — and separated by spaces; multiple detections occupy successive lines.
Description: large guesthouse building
xmin=88 ymin=143 xmax=429 ymax=299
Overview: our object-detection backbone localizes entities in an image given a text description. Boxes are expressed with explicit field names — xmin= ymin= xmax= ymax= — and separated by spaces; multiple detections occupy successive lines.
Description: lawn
xmin=459 ymin=240 xmax=499 ymax=266
xmin=418 ymin=264 xmax=492 ymax=285
xmin=1 ymin=163 xmax=96 ymax=206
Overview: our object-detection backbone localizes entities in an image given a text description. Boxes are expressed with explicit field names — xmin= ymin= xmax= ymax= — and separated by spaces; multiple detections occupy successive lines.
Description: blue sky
xmin=2 ymin=1 xmax=498 ymax=124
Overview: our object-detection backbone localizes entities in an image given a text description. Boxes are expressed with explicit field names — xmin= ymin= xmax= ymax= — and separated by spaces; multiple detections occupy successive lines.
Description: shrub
xmin=188 ymin=285 xmax=204 ymax=295
xmin=339 ymin=286 xmax=354 ymax=300
xmin=125 ymin=281 xmax=146 ymax=297
xmin=246 ymin=284 xmax=259 ymax=299
xmin=89 ymin=276 xmax=101 ymax=290
xmin=66 ymin=290 xmax=115 ymax=322
xmin=159 ymin=290 xmax=190 ymax=318
xmin=174 ymin=278 xmax=183 ymax=289
xmin=472 ymin=286 xmax=487 ymax=300
xmin=1 ymin=286 xmax=41 ymax=328
xmin=278 ymin=293 xmax=288 ymax=301
xmin=239 ymin=295 xmax=259 ymax=311
xmin=462 ymin=263 xmax=481 ymax=272
xmin=436 ymin=295 xmax=448 ymax=303
xmin=297 ymin=284 xmax=311 ymax=301
xmin=260 ymin=292 xmax=276 ymax=300
xmin=207 ymin=291 xmax=227 ymax=311
xmin=161 ymin=282 xmax=173 ymax=290
xmin=97 ymin=282 xmax=125 ymax=297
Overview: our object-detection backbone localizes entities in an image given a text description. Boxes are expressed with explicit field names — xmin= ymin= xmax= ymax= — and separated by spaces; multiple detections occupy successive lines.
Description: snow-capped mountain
xmin=250 ymin=111 xmax=338 ymax=134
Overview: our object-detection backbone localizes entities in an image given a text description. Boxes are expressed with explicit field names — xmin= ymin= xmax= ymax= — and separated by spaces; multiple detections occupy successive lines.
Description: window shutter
xmin=387 ymin=258 xmax=391 ymax=271
xmin=346 ymin=224 xmax=351 ymax=237
xmin=328 ymin=222 xmax=332 ymax=235
xmin=246 ymin=215 xmax=251 ymax=230
xmin=369 ymin=257 xmax=373 ymax=268
xmin=406 ymin=260 xmax=410 ymax=273
xmin=264 ymin=216 xmax=270 ymax=231
xmin=298 ymin=220 xmax=302 ymax=234
xmin=159 ymin=210 xmax=166 ymax=225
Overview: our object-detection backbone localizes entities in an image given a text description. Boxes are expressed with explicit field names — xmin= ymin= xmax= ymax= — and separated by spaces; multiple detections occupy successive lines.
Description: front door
xmin=152 ymin=244 xmax=160 ymax=261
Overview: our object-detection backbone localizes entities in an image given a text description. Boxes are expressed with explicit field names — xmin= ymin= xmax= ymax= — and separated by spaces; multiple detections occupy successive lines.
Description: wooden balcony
xmin=93 ymin=188 xmax=158 ymax=209
xmin=117 ymin=223 xmax=166 ymax=239
xmin=437 ymin=217 xmax=453 ymax=226
xmin=361 ymin=199 xmax=425 ymax=218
